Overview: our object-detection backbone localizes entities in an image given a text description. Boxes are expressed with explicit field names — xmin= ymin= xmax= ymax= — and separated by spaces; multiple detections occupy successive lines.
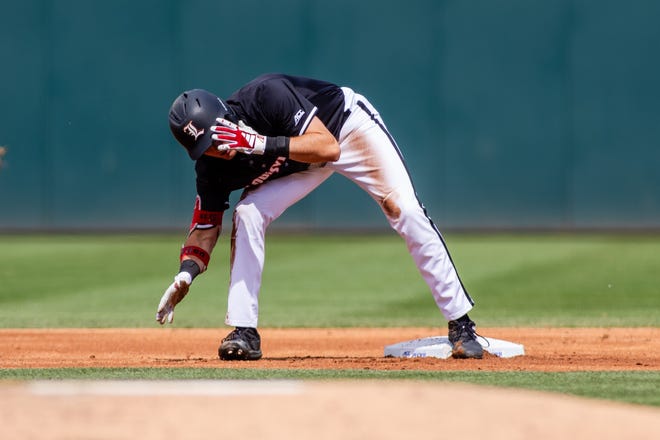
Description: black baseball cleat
xmin=218 ymin=327 xmax=263 ymax=360
xmin=448 ymin=317 xmax=484 ymax=359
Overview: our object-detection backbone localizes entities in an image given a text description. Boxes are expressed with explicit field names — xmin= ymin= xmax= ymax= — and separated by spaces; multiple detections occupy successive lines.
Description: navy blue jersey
xmin=227 ymin=74 xmax=347 ymax=139
xmin=195 ymin=74 xmax=347 ymax=212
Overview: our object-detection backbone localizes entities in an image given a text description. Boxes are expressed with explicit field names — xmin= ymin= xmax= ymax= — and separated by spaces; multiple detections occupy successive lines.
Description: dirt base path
xmin=1 ymin=327 xmax=658 ymax=370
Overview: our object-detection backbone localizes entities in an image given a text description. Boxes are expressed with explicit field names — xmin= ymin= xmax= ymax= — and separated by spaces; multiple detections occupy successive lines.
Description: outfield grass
xmin=0 ymin=233 xmax=658 ymax=328
xmin=1 ymin=233 xmax=658 ymax=407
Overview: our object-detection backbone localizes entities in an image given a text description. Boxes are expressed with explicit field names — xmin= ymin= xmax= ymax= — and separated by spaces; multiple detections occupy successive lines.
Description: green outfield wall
xmin=1 ymin=0 xmax=659 ymax=230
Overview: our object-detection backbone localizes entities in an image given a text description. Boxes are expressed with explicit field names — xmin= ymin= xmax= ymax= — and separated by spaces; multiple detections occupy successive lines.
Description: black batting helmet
xmin=168 ymin=89 xmax=235 ymax=160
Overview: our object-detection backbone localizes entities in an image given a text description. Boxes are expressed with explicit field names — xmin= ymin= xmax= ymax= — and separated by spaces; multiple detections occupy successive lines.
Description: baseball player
xmin=157 ymin=74 xmax=484 ymax=360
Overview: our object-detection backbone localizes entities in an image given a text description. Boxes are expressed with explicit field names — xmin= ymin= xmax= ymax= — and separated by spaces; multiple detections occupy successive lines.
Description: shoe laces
xmin=456 ymin=321 xmax=476 ymax=339
xmin=225 ymin=327 xmax=259 ymax=343
xmin=452 ymin=321 xmax=490 ymax=347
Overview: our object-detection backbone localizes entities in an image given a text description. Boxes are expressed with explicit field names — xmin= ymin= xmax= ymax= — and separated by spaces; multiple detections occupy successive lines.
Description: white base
xmin=384 ymin=336 xmax=525 ymax=359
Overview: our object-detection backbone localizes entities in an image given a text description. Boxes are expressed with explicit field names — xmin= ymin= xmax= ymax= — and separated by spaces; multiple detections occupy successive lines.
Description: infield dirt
xmin=1 ymin=327 xmax=658 ymax=440
xmin=0 ymin=327 xmax=658 ymax=370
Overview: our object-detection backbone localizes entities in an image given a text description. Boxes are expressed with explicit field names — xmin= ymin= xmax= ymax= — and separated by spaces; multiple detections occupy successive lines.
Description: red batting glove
xmin=210 ymin=118 xmax=267 ymax=155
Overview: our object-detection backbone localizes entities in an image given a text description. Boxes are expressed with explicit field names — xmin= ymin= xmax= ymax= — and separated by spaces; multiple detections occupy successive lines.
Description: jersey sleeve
xmin=189 ymin=170 xmax=228 ymax=233
xmin=249 ymin=78 xmax=318 ymax=136
xmin=194 ymin=158 xmax=231 ymax=212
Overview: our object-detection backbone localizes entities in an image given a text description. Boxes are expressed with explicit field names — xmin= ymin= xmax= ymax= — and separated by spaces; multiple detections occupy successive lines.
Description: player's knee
xmin=233 ymin=203 xmax=266 ymax=229
xmin=383 ymin=195 xmax=427 ymax=236
xmin=381 ymin=190 xmax=419 ymax=222
xmin=382 ymin=195 xmax=402 ymax=220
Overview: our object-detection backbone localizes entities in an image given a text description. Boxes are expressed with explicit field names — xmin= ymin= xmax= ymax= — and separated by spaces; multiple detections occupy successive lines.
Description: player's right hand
xmin=210 ymin=118 xmax=267 ymax=155
xmin=156 ymin=272 xmax=192 ymax=325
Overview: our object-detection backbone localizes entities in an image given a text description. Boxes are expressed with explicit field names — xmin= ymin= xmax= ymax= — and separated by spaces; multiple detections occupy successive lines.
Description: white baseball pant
xmin=225 ymin=87 xmax=474 ymax=328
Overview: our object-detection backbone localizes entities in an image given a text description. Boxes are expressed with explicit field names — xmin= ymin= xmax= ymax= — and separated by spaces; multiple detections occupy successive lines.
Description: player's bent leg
xmin=226 ymin=202 xmax=267 ymax=329
xmin=381 ymin=190 xmax=474 ymax=321
xmin=226 ymin=167 xmax=333 ymax=330
xmin=335 ymin=93 xmax=483 ymax=359
xmin=383 ymin=191 xmax=483 ymax=359
xmin=223 ymin=167 xmax=334 ymax=360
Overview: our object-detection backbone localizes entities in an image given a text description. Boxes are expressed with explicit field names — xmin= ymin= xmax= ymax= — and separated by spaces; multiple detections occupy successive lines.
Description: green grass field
xmin=1 ymin=233 xmax=658 ymax=406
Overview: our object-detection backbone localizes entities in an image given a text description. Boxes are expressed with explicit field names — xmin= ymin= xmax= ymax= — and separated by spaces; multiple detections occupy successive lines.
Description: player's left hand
xmin=156 ymin=272 xmax=192 ymax=324
xmin=210 ymin=118 xmax=267 ymax=155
